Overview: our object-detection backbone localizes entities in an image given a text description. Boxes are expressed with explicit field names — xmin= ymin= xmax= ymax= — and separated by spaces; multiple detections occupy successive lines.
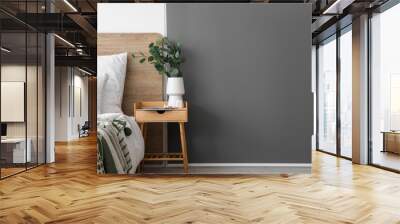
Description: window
xmin=339 ymin=28 xmax=352 ymax=158
xmin=370 ymin=3 xmax=400 ymax=171
xmin=0 ymin=1 xmax=47 ymax=179
xmin=317 ymin=26 xmax=353 ymax=159
xmin=317 ymin=36 xmax=337 ymax=155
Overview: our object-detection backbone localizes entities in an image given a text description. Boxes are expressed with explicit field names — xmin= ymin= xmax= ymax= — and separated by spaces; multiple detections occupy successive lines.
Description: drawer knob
xmin=156 ymin=110 xmax=166 ymax=114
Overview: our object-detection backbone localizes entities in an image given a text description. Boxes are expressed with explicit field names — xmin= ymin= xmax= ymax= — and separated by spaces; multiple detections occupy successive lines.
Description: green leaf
xmin=155 ymin=63 xmax=163 ymax=72
xmin=170 ymin=68 xmax=179 ymax=76
xmin=164 ymin=63 xmax=171 ymax=72
xmin=145 ymin=37 xmax=185 ymax=77
xmin=139 ymin=58 xmax=146 ymax=63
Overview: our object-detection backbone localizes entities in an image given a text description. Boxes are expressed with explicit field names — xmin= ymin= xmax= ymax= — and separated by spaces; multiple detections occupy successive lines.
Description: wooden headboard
xmin=97 ymin=33 xmax=164 ymax=152
xmin=97 ymin=33 xmax=164 ymax=115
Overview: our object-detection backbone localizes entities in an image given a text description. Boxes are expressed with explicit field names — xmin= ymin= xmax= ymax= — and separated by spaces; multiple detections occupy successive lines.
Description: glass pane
xmin=371 ymin=3 xmax=400 ymax=171
xmin=0 ymin=1 xmax=46 ymax=179
xmin=38 ymin=33 xmax=46 ymax=165
xmin=1 ymin=31 xmax=27 ymax=177
xmin=27 ymin=31 xmax=38 ymax=169
xmin=312 ymin=46 xmax=317 ymax=150
xmin=26 ymin=0 xmax=39 ymax=169
xmin=340 ymin=29 xmax=352 ymax=158
xmin=318 ymin=37 xmax=337 ymax=154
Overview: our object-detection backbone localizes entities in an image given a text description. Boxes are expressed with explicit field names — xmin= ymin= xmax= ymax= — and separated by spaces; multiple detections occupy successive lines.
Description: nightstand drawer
xmin=135 ymin=109 xmax=188 ymax=123
xmin=134 ymin=101 xmax=188 ymax=123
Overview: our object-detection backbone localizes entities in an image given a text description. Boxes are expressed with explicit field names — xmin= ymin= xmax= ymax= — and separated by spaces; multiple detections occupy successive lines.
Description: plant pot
xmin=166 ymin=77 xmax=185 ymax=108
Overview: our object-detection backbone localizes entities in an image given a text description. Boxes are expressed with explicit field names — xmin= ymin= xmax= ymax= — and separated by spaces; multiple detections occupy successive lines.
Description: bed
xmin=97 ymin=33 xmax=164 ymax=174
xmin=97 ymin=113 xmax=144 ymax=174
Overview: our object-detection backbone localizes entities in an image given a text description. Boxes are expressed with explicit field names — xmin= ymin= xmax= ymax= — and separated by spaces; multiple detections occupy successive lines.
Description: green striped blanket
xmin=97 ymin=118 xmax=134 ymax=174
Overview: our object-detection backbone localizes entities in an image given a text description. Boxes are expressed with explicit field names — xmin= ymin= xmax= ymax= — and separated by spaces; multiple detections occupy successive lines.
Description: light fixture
xmin=76 ymin=48 xmax=85 ymax=55
xmin=323 ymin=0 xmax=342 ymax=14
xmin=54 ymin=34 xmax=75 ymax=48
xmin=63 ymin=0 xmax=78 ymax=12
xmin=78 ymin=67 xmax=92 ymax=76
xmin=1 ymin=47 xmax=11 ymax=53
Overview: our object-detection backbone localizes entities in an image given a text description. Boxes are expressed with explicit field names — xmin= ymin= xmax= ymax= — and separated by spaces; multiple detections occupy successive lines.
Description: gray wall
xmin=167 ymin=3 xmax=312 ymax=163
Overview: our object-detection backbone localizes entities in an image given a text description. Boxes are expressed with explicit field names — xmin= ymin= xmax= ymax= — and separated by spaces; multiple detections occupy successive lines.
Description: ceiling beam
xmin=67 ymin=13 xmax=97 ymax=45
xmin=12 ymin=13 xmax=82 ymax=32
xmin=55 ymin=55 xmax=96 ymax=72
xmin=322 ymin=0 xmax=356 ymax=14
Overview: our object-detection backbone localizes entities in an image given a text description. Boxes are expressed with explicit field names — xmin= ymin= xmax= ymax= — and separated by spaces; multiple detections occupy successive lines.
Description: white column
xmin=46 ymin=33 xmax=55 ymax=163
xmin=352 ymin=14 xmax=369 ymax=164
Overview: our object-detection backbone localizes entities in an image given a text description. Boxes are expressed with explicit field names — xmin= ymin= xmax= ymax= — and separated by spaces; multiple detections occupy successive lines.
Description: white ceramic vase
xmin=166 ymin=77 xmax=185 ymax=108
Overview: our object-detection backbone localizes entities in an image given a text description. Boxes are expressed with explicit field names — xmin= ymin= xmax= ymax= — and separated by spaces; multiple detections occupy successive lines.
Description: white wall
xmin=55 ymin=67 xmax=69 ymax=141
xmin=55 ymin=67 xmax=89 ymax=141
xmin=71 ymin=74 xmax=89 ymax=138
xmin=97 ymin=3 xmax=166 ymax=35
xmin=1 ymin=65 xmax=38 ymax=138
xmin=74 ymin=74 xmax=89 ymax=123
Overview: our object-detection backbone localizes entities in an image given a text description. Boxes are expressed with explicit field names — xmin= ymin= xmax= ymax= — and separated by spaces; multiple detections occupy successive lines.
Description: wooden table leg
xmin=139 ymin=123 xmax=148 ymax=145
xmin=139 ymin=123 xmax=147 ymax=174
xmin=140 ymin=123 xmax=144 ymax=136
xmin=140 ymin=160 xmax=145 ymax=173
xmin=179 ymin=122 xmax=189 ymax=174
xmin=143 ymin=123 xmax=147 ymax=144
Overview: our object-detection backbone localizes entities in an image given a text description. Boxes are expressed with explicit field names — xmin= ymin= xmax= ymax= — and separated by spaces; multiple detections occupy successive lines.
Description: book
xmin=139 ymin=107 xmax=177 ymax=111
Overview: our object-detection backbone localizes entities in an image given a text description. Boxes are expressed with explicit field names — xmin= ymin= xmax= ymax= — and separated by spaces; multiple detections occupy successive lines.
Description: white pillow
xmin=97 ymin=73 xmax=108 ymax=114
xmin=97 ymin=52 xmax=128 ymax=114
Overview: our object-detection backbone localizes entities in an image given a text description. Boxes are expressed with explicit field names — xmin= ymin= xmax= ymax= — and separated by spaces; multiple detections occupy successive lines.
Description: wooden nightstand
xmin=134 ymin=101 xmax=189 ymax=173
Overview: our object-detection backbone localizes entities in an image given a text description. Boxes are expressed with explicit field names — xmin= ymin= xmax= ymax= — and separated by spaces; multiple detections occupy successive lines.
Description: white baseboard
xmin=142 ymin=163 xmax=312 ymax=175
xmin=186 ymin=163 xmax=311 ymax=167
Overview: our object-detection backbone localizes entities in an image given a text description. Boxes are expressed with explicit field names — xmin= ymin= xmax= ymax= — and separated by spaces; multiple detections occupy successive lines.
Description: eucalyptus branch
xmin=132 ymin=37 xmax=184 ymax=78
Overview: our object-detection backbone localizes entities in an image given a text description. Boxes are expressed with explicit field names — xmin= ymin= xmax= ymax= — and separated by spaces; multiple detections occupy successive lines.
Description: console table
xmin=1 ymin=138 xmax=32 ymax=164
xmin=382 ymin=131 xmax=400 ymax=154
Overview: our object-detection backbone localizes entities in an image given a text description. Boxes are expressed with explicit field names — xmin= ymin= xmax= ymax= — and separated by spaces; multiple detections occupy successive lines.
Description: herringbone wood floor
xmin=1 ymin=136 xmax=400 ymax=224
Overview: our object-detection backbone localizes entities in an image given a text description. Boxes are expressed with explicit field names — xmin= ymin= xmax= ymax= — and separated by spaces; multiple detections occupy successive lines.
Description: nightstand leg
xmin=179 ymin=122 xmax=189 ymax=173
xmin=140 ymin=160 xmax=145 ymax=173
xmin=140 ymin=123 xmax=147 ymax=144
xmin=139 ymin=123 xmax=147 ymax=174
xmin=143 ymin=123 xmax=147 ymax=144
xmin=140 ymin=123 xmax=144 ymax=135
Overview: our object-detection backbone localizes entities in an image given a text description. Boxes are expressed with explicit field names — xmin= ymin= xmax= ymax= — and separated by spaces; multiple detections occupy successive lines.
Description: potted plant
xmin=133 ymin=37 xmax=185 ymax=108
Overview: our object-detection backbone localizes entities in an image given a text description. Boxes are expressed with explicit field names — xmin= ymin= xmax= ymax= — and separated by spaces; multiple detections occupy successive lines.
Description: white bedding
xmin=98 ymin=113 xmax=144 ymax=173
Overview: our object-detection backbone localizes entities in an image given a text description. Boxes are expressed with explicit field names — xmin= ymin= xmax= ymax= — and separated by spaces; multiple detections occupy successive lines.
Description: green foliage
xmin=132 ymin=37 xmax=185 ymax=77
